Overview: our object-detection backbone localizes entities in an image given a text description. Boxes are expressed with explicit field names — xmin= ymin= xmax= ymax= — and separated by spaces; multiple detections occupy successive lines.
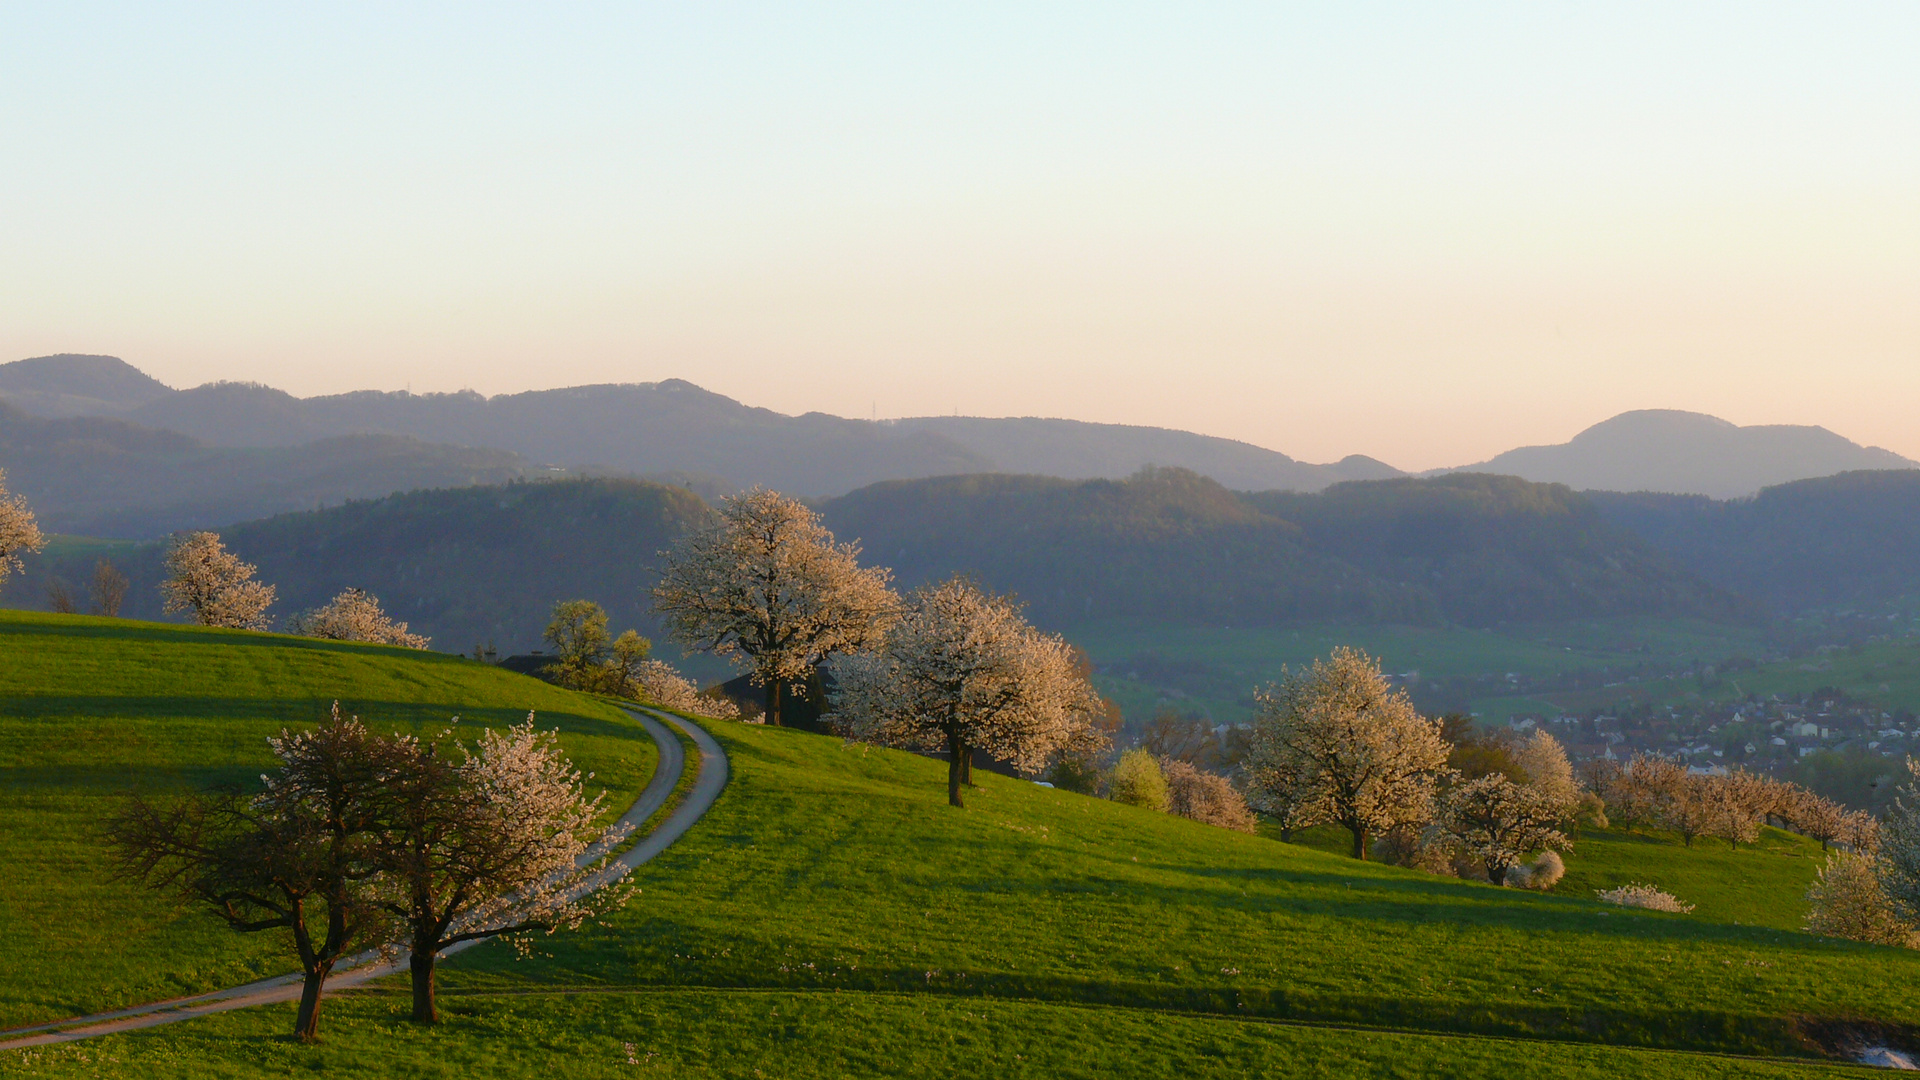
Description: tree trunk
xmin=766 ymin=680 xmax=782 ymax=727
xmin=410 ymin=948 xmax=439 ymax=1024
xmin=1350 ymin=825 xmax=1368 ymax=860
xmin=294 ymin=963 xmax=330 ymax=1041
xmin=960 ymin=749 xmax=973 ymax=787
xmin=947 ymin=733 xmax=965 ymax=808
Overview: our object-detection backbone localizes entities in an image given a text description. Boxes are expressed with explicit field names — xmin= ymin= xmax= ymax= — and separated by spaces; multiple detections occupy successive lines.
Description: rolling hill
xmin=1446 ymin=410 xmax=1917 ymax=499
xmin=1 ymin=615 xmax=1906 ymax=1076
xmin=0 ymin=610 xmax=656 ymax=1031
xmin=1589 ymin=469 xmax=1920 ymax=615
xmin=15 ymin=477 xmax=714 ymax=657
xmin=15 ymin=472 xmax=1742 ymax=658
xmin=822 ymin=470 xmax=1743 ymax=628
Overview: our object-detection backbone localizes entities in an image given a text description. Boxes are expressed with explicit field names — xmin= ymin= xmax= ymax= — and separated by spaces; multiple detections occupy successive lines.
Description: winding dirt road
xmin=0 ymin=708 xmax=728 ymax=1051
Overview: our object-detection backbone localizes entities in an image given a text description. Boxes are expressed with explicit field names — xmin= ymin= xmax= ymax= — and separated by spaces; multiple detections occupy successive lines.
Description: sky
xmin=3 ymin=3 xmax=1917 ymax=471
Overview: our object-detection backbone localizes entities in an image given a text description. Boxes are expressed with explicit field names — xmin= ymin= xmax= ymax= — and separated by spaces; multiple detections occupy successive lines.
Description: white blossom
xmin=653 ymin=488 xmax=896 ymax=725
xmin=160 ymin=531 xmax=276 ymax=630
xmin=828 ymin=578 xmax=1107 ymax=807
xmin=1245 ymin=647 xmax=1450 ymax=859
xmin=0 ymin=469 xmax=45 ymax=585
xmin=286 ymin=588 xmax=429 ymax=648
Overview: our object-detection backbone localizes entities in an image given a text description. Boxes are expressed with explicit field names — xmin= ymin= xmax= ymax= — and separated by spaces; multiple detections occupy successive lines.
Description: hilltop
xmin=1445 ymin=410 xmax=1916 ymax=499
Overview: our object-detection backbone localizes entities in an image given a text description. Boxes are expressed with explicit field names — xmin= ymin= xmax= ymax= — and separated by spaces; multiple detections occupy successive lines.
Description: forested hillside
xmin=14 ymin=471 xmax=1745 ymax=659
xmin=821 ymin=469 xmax=1740 ymax=627
xmin=23 ymin=479 xmax=712 ymax=654
xmin=1590 ymin=469 xmax=1920 ymax=614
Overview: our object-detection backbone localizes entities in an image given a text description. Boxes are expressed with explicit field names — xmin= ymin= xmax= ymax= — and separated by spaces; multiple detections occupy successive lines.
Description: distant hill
xmin=18 ymin=478 xmax=713 ymax=655
xmin=12 ymin=472 xmax=1744 ymax=657
xmin=820 ymin=469 xmax=1740 ymax=628
xmin=886 ymin=416 xmax=1399 ymax=491
xmin=0 ymin=354 xmax=174 ymax=417
xmin=1589 ymin=469 xmax=1920 ymax=615
xmin=0 ymin=400 xmax=551 ymax=537
xmin=0 ymin=355 xmax=1399 ymax=496
xmin=1444 ymin=410 xmax=1917 ymax=498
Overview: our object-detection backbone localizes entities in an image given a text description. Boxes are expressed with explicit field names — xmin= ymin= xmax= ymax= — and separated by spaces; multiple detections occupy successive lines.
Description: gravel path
xmin=0 ymin=707 xmax=728 ymax=1051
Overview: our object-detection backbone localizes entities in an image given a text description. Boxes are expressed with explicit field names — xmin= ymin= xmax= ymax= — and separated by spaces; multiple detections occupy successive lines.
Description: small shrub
xmin=1109 ymin=748 xmax=1168 ymax=811
xmin=1504 ymin=850 xmax=1565 ymax=891
xmin=1595 ymin=882 xmax=1694 ymax=913
xmin=1575 ymin=791 xmax=1609 ymax=830
xmin=1373 ymin=826 xmax=1457 ymax=876
xmin=1163 ymin=759 xmax=1256 ymax=832
xmin=1805 ymin=853 xmax=1918 ymax=948
xmin=1044 ymin=756 xmax=1104 ymax=796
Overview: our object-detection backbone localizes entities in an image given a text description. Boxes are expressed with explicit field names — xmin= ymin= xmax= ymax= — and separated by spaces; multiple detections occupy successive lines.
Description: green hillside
xmin=3 ymin=616 xmax=1903 ymax=1076
xmin=5 ymin=719 xmax=1894 ymax=1077
xmin=0 ymin=610 xmax=657 ymax=1030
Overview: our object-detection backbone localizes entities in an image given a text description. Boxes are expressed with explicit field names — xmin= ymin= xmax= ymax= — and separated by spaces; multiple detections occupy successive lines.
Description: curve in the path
xmin=0 ymin=708 xmax=728 ymax=1051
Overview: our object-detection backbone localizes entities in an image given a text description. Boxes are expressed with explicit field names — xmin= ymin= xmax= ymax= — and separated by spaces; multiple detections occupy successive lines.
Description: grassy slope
xmin=435 ymin=721 xmax=1919 ymax=1060
xmin=1 ymin=619 xmax=1901 ymax=1077
xmin=0 ymin=610 xmax=656 ymax=1029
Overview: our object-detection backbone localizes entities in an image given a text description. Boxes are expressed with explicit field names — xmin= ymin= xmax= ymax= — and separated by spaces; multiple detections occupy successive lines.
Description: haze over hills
xmin=0 ymin=400 xmax=554 ymax=537
xmin=1443 ymin=409 xmax=1917 ymax=499
xmin=0 ymin=355 xmax=1393 ymax=499
xmin=4 ymin=354 xmax=1910 ymax=505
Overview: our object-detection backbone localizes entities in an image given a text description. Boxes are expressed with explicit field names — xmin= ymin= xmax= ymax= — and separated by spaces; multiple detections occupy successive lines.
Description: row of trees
xmin=1588 ymin=754 xmax=1877 ymax=852
xmin=110 ymin=707 xmax=625 ymax=1040
xmin=157 ymin=531 xmax=431 ymax=648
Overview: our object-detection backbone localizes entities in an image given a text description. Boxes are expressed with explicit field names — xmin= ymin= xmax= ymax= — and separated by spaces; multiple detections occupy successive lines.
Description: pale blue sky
xmin=4 ymin=4 xmax=1917 ymax=468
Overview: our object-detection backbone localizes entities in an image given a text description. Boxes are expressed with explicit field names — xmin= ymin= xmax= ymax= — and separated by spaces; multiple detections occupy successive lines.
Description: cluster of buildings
xmin=1525 ymin=691 xmax=1914 ymax=771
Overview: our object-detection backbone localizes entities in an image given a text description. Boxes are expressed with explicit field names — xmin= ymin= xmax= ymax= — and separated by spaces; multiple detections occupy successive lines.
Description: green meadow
xmin=0 ymin=610 xmax=655 ymax=1030
xmin=2 ymin=611 xmax=1912 ymax=1076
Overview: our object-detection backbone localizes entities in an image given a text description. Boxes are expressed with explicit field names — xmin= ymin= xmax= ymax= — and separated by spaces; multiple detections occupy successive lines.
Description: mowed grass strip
xmin=0 ymin=990 xmax=1860 ymax=1079
xmin=0 ymin=610 xmax=656 ymax=1030
xmin=441 ymin=720 xmax=1920 ymax=1059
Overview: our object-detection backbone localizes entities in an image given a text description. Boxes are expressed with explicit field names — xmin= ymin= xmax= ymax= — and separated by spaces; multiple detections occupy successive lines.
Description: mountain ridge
xmin=3 ymin=354 xmax=1910 ymax=500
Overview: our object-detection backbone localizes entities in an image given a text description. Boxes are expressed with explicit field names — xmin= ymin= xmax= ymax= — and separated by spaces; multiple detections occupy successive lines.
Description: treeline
xmin=821 ymin=469 xmax=1743 ymax=628
xmin=16 ymin=478 xmax=714 ymax=654
xmin=1589 ymin=469 xmax=1920 ymax=615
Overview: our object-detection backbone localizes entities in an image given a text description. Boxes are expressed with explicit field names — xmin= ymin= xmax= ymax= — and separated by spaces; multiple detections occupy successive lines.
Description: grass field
xmin=0 ymin=609 xmax=656 ymax=1030
xmin=4 ymin=611 xmax=1913 ymax=1076
xmin=0 ymin=991 xmax=1861 ymax=1079
xmin=426 ymin=719 xmax=1920 ymax=1061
